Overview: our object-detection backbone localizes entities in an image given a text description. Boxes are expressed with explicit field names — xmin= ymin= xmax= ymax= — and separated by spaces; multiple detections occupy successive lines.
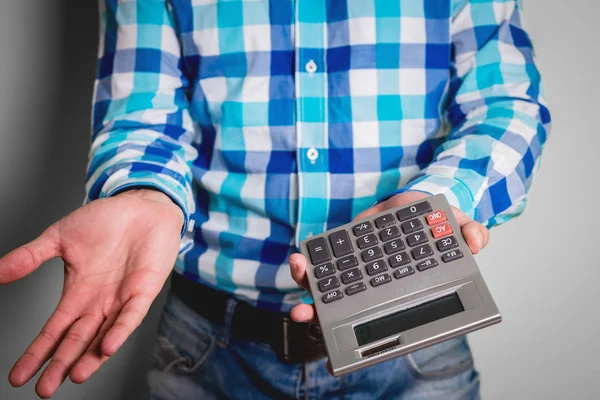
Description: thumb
xmin=0 ymin=226 xmax=61 ymax=284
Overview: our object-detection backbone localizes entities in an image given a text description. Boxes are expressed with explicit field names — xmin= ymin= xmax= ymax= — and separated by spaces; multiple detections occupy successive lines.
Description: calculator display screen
xmin=354 ymin=293 xmax=465 ymax=346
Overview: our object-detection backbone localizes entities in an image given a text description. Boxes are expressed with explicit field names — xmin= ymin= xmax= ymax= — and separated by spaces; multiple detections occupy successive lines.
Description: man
xmin=2 ymin=0 xmax=549 ymax=398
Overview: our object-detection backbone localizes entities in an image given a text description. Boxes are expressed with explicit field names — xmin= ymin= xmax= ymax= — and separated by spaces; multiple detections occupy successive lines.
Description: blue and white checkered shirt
xmin=87 ymin=0 xmax=550 ymax=311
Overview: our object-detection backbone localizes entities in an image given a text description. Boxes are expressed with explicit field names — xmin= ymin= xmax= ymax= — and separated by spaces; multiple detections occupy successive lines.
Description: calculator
xmin=299 ymin=194 xmax=501 ymax=377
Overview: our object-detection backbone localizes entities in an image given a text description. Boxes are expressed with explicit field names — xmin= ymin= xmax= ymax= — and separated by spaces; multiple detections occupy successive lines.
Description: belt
xmin=169 ymin=272 xmax=328 ymax=363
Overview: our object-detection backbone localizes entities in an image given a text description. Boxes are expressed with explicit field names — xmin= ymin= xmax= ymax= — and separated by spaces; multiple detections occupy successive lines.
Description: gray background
xmin=0 ymin=0 xmax=596 ymax=399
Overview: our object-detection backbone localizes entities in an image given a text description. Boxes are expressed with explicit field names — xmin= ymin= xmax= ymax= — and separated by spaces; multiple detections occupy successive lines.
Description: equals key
xmin=307 ymin=237 xmax=331 ymax=265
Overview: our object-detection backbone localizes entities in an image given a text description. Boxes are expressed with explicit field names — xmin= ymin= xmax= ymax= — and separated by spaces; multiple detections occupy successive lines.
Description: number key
xmin=357 ymin=233 xmax=378 ymax=249
xmin=365 ymin=260 xmax=387 ymax=276
xmin=411 ymin=244 xmax=433 ymax=260
xmin=384 ymin=238 xmax=405 ymax=255
xmin=379 ymin=225 xmax=400 ymax=242
xmin=396 ymin=201 xmax=432 ymax=221
xmin=388 ymin=251 xmax=410 ymax=268
xmin=361 ymin=246 xmax=383 ymax=263
xmin=401 ymin=218 xmax=422 ymax=234
xmin=406 ymin=231 xmax=428 ymax=247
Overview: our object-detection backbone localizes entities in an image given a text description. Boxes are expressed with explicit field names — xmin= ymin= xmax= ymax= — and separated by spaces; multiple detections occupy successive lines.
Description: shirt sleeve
xmin=380 ymin=0 xmax=551 ymax=228
xmin=85 ymin=0 xmax=198 ymax=251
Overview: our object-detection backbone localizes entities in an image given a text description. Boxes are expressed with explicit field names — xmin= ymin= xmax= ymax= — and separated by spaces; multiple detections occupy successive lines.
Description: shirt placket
xmin=294 ymin=1 xmax=329 ymax=247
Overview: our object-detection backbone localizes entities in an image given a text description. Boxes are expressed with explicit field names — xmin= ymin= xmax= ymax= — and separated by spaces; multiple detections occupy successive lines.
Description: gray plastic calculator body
xmin=299 ymin=194 xmax=501 ymax=377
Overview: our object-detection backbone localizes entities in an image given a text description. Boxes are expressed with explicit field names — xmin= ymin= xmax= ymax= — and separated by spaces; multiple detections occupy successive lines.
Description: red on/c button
xmin=431 ymin=222 xmax=453 ymax=239
xmin=426 ymin=210 xmax=447 ymax=226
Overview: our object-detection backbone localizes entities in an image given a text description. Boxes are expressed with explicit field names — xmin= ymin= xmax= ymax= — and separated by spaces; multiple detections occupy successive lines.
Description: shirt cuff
xmin=374 ymin=174 xmax=476 ymax=219
xmin=88 ymin=172 xmax=195 ymax=254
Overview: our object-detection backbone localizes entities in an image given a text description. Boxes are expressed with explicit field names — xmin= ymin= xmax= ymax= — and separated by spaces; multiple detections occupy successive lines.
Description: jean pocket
xmin=149 ymin=292 xmax=218 ymax=374
xmin=405 ymin=336 xmax=474 ymax=380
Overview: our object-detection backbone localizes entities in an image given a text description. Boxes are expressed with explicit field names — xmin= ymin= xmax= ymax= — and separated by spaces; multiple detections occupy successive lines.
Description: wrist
xmin=117 ymin=188 xmax=185 ymax=228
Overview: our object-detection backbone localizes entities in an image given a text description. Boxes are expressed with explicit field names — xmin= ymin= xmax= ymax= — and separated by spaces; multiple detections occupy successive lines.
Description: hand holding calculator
xmin=298 ymin=193 xmax=501 ymax=377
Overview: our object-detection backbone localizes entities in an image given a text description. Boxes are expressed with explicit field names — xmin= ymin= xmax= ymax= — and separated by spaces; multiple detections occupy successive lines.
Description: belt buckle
xmin=280 ymin=317 xmax=326 ymax=363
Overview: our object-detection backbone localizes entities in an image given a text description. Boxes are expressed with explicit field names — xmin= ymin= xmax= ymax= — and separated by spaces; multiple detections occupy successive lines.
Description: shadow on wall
xmin=0 ymin=1 xmax=163 ymax=399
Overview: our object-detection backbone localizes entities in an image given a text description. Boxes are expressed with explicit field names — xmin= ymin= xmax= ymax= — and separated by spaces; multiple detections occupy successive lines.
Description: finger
xmin=450 ymin=207 xmax=471 ymax=227
xmin=461 ymin=221 xmax=485 ymax=255
xmin=0 ymin=226 xmax=60 ymax=284
xmin=290 ymin=304 xmax=315 ymax=323
xmin=100 ymin=294 xmax=153 ymax=357
xmin=68 ymin=312 xmax=117 ymax=384
xmin=289 ymin=253 xmax=309 ymax=291
xmin=481 ymin=225 xmax=490 ymax=249
xmin=9 ymin=306 xmax=77 ymax=387
xmin=34 ymin=315 xmax=103 ymax=399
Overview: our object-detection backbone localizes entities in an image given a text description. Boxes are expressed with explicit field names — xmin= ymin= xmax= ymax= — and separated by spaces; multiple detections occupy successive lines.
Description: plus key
xmin=329 ymin=230 xmax=353 ymax=258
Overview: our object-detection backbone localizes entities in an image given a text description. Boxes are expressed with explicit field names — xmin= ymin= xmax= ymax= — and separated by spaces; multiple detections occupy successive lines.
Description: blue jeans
xmin=147 ymin=290 xmax=481 ymax=400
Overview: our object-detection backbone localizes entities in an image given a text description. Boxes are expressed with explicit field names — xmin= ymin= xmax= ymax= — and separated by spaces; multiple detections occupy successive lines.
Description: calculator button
xmin=401 ymin=218 xmax=423 ymax=234
xmin=370 ymin=274 xmax=392 ymax=287
xmin=329 ymin=230 xmax=353 ymax=258
xmin=345 ymin=282 xmax=367 ymax=296
xmin=384 ymin=238 xmax=405 ymax=255
xmin=411 ymin=244 xmax=434 ymax=260
xmin=307 ymin=237 xmax=331 ymax=265
xmin=353 ymin=221 xmax=373 ymax=237
xmin=416 ymin=258 xmax=438 ymax=271
xmin=379 ymin=225 xmax=400 ymax=242
xmin=426 ymin=210 xmax=447 ymax=226
xmin=388 ymin=252 xmax=410 ymax=268
xmin=341 ymin=268 xmax=362 ymax=285
xmin=365 ymin=260 xmax=387 ymax=276
xmin=396 ymin=201 xmax=432 ymax=221
xmin=357 ymin=233 xmax=378 ymax=249
xmin=374 ymin=214 xmax=395 ymax=229
xmin=314 ymin=263 xmax=335 ymax=279
xmin=361 ymin=246 xmax=383 ymax=263
xmin=394 ymin=266 xmax=415 ymax=280
xmin=318 ymin=276 xmax=340 ymax=292
xmin=431 ymin=222 xmax=452 ymax=239
xmin=337 ymin=255 xmax=358 ymax=271
xmin=442 ymin=249 xmax=464 ymax=263
xmin=406 ymin=231 xmax=428 ymax=247
xmin=322 ymin=290 xmax=343 ymax=304
xmin=436 ymin=236 xmax=458 ymax=252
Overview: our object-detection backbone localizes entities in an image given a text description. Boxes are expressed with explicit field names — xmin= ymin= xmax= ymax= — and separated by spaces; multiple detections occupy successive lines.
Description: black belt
xmin=169 ymin=272 xmax=327 ymax=363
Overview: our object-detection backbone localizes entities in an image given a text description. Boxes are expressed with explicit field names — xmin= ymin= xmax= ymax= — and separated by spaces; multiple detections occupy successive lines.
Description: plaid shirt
xmin=87 ymin=0 xmax=551 ymax=311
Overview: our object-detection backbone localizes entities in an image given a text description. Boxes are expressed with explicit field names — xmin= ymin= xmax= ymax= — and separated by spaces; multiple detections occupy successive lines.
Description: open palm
xmin=1 ymin=189 xmax=183 ymax=398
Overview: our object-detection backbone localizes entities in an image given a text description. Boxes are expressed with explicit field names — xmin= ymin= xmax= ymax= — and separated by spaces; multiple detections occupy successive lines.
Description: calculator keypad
xmin=306 ymin=202 xmax=467 ymax=305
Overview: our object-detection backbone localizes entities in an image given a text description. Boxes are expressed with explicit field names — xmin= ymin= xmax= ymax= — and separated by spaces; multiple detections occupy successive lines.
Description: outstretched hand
xmin=288 ymin=191 xmax=489 ymax=324
xmin=1 ymin=189 xmax=183 ymax=398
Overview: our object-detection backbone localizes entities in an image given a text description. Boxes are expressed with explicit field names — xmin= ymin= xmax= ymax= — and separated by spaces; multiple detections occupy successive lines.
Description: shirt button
xmin=307 ymin=147 xmax=319 ymax=162
xmin=305 ymin=60 xmax=317 ymax=74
